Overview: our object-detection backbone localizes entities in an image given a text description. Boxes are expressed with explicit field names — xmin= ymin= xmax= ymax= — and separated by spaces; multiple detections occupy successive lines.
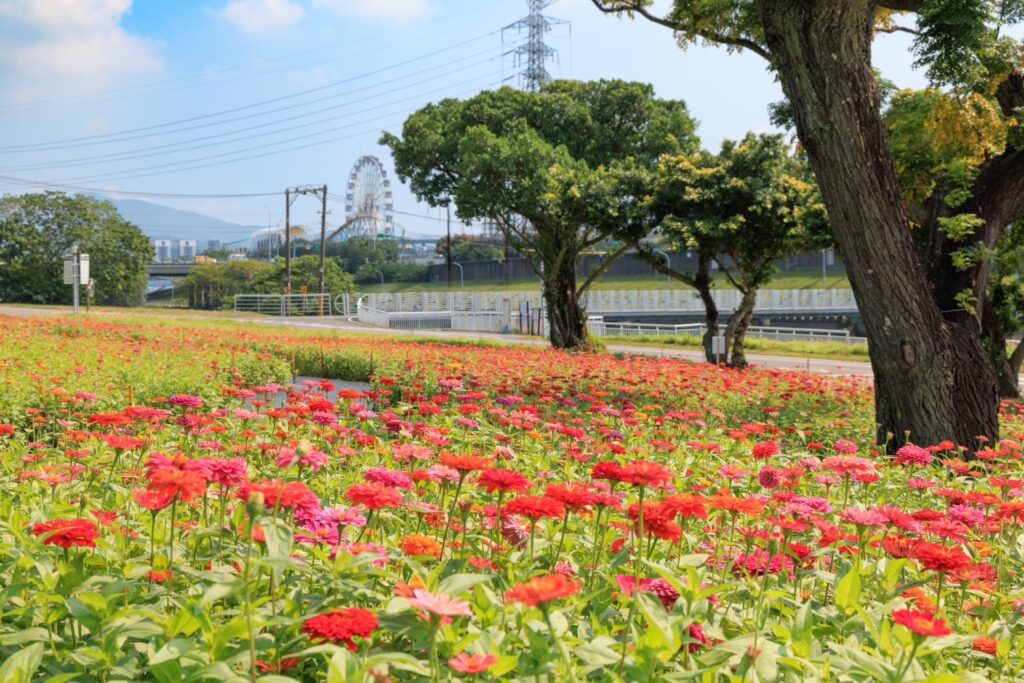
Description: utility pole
xmin=446 ymin=203 xmax=452 ymax=288
xmin=284 ymin=189 xmax=293 ymax=292
xmin=319 ymin=185 xmax=328 ymax=295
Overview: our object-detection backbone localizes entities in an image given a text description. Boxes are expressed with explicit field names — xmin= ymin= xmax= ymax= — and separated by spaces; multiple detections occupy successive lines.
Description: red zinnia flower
xmin=344 ymin=483 xmax=403 ymax=510
xmin=892 ymin=609 xmax=953 ymax=637
xmin=477 ymin=468 xmax=531 ymax=494
xmin=241 ymin=480 xmax=319 ymax=510
xmin=505 ymin=573 xmax=581 ymax=607
xmin=133 ymin=488 xmax=175 ymax=512
xmin=911 ymin=541 xmax=972 ymax=574
xmin=504 ymin=495 xmax=565 ymax=521
xmin=32 ymin=518 xmax=100 ymax=548
xmin=147 ymin=468 xmax=207 ymax=503
xmin=618 ymin=460 xmax=673 ymax=487
xmin=302 ymin=608 xmax=379 ymax=651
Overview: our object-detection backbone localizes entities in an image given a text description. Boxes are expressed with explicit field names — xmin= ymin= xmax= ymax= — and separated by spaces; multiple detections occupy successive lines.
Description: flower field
xmin=1 ymin=315 xmax=1022 ymax=682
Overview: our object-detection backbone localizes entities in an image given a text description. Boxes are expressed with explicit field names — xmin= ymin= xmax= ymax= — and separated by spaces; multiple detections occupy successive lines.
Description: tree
xmin=382 ymin=80 xmax=698 ymax=348
xmin=180 ymin=260 xmax=274 ymax=310
xmin=253 ymin=255 xmax=353 ymax=295
xmin=327 ymin=236 xmax=400 ymax=273
xmin=591 ymin=1 xmax=1024 ymax=449
xmin=982 ymin=222 xmax=1024 ymax=398
xmin=656 ymin=133 xmax=830 ymax=366
xmin=0 ymin=192 xmax=152 ymax=306
xmin=436 ymin=234 xmax=504 ymax=262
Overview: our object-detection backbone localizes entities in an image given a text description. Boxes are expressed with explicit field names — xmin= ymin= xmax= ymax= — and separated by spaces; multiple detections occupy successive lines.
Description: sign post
xmin=62 ymin=246 xmax=90 ymax=313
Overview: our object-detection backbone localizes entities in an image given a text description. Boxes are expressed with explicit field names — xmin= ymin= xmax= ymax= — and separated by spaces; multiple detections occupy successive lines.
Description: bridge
xmin=147 ymin=263 xmax=199 ymax=279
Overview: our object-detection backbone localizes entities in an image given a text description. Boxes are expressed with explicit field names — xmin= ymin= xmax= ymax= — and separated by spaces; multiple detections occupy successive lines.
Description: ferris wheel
xmin=342 ymin=155 xmax=394 ymax=238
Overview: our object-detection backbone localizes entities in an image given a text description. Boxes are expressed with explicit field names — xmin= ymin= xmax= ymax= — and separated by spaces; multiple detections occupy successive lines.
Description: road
xmin=0 ymin=305 xmax=874 ymax=379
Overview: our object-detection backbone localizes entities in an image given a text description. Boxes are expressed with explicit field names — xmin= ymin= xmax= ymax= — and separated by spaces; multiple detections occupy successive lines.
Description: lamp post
xmin=373 ymin=268 xmax=384 ymax=285
xmin=654 ymin=249 xmax=671 ymax=283
xmin=452 ymin=261 xmax=464 ymax=288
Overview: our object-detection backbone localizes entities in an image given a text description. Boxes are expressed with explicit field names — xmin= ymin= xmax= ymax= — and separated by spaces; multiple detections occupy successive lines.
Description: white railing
xmin=359 ymin=288 xmax=857 ymax=315
xmin=356 ymin=298 xmax=506 ymax=332
xmin=595 ymin=321 xmax=866 ymax=345
xmin=233 ymin=293 xmax=333 ymax=316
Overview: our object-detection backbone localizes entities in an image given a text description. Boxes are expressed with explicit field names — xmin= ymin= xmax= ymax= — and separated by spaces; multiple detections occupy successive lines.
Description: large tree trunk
xmin=725 ymin=287 xmax=758 ymax=369
xmin=981 ymin=288 xmax=1022 ymax=398
xmin=543 ymin=255 xmax=587 ymax=349
xmin=757 ymin=0 xmax=999 ymax=449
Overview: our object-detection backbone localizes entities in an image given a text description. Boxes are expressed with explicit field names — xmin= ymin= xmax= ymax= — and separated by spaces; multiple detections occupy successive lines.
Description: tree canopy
xmin=0 ymin=192 xmax=152 ymax=306
xmin=382 ymin=79 xmax=698 ymax=348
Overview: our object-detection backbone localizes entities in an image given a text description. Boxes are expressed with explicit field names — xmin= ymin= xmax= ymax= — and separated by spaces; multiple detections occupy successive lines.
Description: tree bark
xmin=693 ymin=258 xmax=721 ymax=363
xmin=981 ymin=284 xmax=1022 ymax=399
xmin=725 ymin=287 xmax=758 ymax=368
xmin=543 ymin=254 xmax=587 ymax=349
xmin=756 ymin=0 xmax=999 ymax=449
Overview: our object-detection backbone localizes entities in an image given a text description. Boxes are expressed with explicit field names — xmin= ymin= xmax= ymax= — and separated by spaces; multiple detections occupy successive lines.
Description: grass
xmin=356 ymin=269 xmax=851 ymax=294
xmin=603 ymin=333 xmax=870 ymax=363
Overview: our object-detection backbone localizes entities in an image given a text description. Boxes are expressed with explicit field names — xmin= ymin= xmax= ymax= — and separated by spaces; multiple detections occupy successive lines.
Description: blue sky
xmin=0 ymin=0 xmax=927 ymax=241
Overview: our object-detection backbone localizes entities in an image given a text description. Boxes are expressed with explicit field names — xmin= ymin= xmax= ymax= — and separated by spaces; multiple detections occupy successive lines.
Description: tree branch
xmin=874 ymin=24 xmax=920 ymax=36
xmin=577 ymin=243 xmax=630 ymax=296
xmin=588 ymin=0 xmax=773 ymax=62
xmin=878 ymin=0 xmax=926 ymax=10
xmin=974 ymin=148 xmax=1024 ymax=230
xmin=628 ymin=239 xmax=698 ymax=287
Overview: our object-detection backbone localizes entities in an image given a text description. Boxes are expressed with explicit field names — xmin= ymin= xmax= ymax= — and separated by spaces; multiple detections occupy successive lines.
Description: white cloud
xmin=312 ymin=0 xmax=435 ymax=22
xmin=219 ymin=0 xmax=305 ymax=34
xmin=0 ymin=0 xmax=162 ymax=102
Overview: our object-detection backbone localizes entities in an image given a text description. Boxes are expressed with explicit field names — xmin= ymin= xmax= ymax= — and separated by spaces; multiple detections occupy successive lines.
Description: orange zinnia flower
xmin=505 ymin=573 xmax=581 ymax=607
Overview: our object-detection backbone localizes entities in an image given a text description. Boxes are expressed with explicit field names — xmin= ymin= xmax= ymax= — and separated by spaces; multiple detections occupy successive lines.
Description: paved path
xmin=0 ymin=306 xmax=874 ymax=379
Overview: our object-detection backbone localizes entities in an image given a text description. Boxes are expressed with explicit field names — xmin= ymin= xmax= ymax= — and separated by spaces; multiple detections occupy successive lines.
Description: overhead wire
xmin=0 ymin=30 xmax=502 ymax=153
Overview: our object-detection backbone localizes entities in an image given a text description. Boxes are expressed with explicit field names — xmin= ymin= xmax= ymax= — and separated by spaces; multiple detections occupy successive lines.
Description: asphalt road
xmin=0 ymin=305 xmax=874 ymax=379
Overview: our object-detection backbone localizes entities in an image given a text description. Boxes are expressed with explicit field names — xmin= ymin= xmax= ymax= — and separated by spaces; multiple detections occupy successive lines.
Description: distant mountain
xmin=105 ymin=198 xmax=260 ymax=249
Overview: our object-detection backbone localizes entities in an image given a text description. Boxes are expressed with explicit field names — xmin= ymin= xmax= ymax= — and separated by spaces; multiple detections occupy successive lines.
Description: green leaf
xmin=437 ymin=573 xmax=490 ymax=596
xmin=150 ymin=638 xmax=195 ymax=665
xmin=0 ymin=628 xmax=52 ymax=646
xmin=835 ymin=560 xmax=861 ymax=613
xmin=0 ymin=643 xmax=44 ymax=683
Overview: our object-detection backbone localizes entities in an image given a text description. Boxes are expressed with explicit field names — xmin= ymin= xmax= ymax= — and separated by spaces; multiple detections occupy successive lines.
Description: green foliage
xmin=913 ymin=0 xmax=990 ymax=87
xmin=939 ymin=214 xmax=987 ymax=242
xmin=328 ymin=236 xmax=400 ymax=273
xmin=0 ymin=192 xmax=153 ymax=306
xmin=436 ymin=234 xmax=503 ymax=262
xmin=652 ymin=133 xmax=831 ymax=291
xmin=180 ymin=257 xmax=353 ymax=309
xmin=382 ymin=80 xmax=697 ymax=347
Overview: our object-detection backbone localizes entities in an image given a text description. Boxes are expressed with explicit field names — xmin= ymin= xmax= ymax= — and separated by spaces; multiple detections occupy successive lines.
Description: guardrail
xmin=233 ymin=293 xmax=333 ymax=316
xmin=594 ymin=320 xmax=866 ymax=344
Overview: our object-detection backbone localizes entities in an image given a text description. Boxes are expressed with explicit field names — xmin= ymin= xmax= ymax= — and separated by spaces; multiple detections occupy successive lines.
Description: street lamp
xmin=373 ymin=268 xmax=384 ymax=285
xmin=452 ymin=261 xmax=464 ymax=288
xmin=654 ymin=249 xmax=671 ymax=283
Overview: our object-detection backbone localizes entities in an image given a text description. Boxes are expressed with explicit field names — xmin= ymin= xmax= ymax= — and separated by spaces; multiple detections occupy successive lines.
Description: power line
xmin=0 ymin=175 xmax=280 ymax=199
xmin=56 ymin=78 xmax=504 ymax=185
xmin=0 ymin=31 xmax=501 ymax=154
xmin=3 ymin=65 xmax=500 ymax=172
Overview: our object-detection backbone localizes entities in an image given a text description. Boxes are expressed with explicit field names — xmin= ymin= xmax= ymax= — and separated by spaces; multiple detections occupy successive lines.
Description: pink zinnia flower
xmin=407 ymin=589 xmax=473 ymax=619
xmin=448 ymin=653 xmax=497 ymax=674
xmin=758 ymin=466 xmax=782 ymax=489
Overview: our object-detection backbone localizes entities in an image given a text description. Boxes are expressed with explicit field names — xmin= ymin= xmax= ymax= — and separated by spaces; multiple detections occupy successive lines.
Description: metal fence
xmin=356 ymin=299 xmax=506 ymax=332
xmin=594 ymin=320 xmax=866 ymax=345
xmin=233 ymin=293 xmax=334 ymax=316
xmin=359 ymin=288 xmax=858 ymax=315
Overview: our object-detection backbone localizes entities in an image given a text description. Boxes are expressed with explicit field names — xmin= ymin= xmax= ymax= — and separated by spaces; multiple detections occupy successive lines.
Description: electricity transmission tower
xmin=503 ymin=0 xmax=568 ymax=92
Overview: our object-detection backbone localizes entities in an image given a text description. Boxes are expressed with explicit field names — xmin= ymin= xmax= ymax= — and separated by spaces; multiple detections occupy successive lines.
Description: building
xmin=249 ymin=227 xmax=285 ymax=259
xmin=153 ymin=239 xmax=172 ymax=263
xmin=206 ymin=239 xmax=222 ymax=252
xmin=178 ymin=240 xmax=197 ymax=262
